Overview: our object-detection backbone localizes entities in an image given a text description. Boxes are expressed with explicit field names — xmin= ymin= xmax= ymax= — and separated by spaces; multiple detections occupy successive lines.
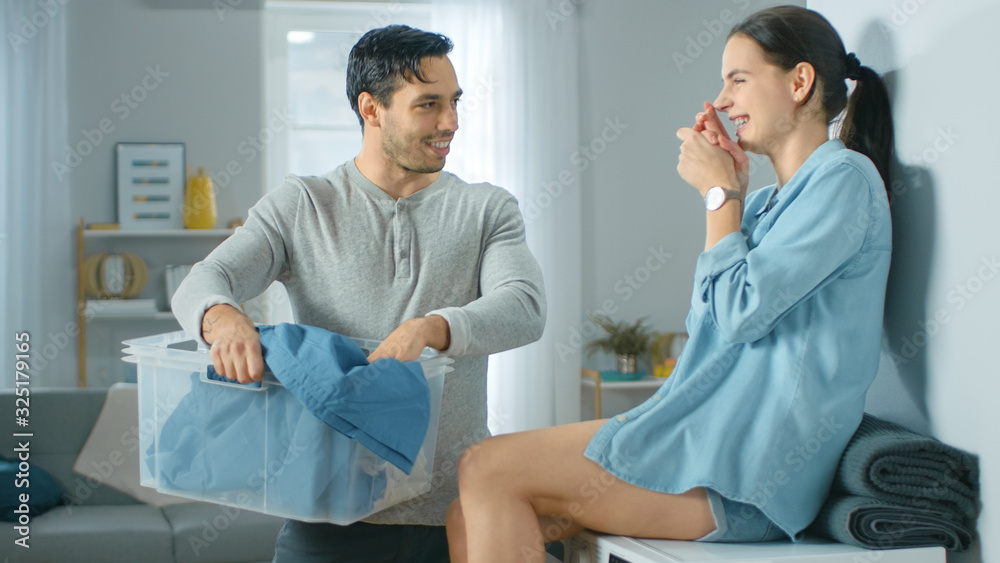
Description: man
xmin=171 ymin=25 xmax=545 ymax=562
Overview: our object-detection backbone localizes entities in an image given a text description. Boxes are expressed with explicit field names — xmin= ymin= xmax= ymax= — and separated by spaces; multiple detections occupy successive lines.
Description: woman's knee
xmin=456 ymin=436 xmax=514 ymax=494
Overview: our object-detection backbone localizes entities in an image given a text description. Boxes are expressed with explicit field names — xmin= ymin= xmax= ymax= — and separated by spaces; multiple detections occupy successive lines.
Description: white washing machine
xmin=564 ymin=532 xmax=946 ymax=563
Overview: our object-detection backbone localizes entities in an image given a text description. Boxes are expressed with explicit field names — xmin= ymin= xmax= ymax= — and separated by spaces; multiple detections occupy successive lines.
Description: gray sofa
xmin=0 ymin=387 xmax=285 ymax=563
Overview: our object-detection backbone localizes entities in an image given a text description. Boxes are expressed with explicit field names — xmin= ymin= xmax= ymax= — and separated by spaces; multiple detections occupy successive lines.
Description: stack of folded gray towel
xmin=809 ymin=414 xmax=979 ymax=551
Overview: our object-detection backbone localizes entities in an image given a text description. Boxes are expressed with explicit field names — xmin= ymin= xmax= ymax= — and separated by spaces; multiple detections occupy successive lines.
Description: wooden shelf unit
xmin=75 ymin=219 xmax=233 ymax=386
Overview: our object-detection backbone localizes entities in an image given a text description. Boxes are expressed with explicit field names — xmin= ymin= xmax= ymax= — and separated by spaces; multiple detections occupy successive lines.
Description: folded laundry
xmin=810 ymin=493 xmax=975 ymax=551
xmin=809 ymin=414 xmax=979 ymax=550
xmin=833 ymin=414 xmax=979 ymax=520
xmin=201 ymin=323 xmax=430 ymax=474
xmin=257 ymin=323 xmax=430 ymax=474
xmin=153 ymin=372 xmax=388 ymax=515
xmin=154 ymin=371 xmax=267 ymax=493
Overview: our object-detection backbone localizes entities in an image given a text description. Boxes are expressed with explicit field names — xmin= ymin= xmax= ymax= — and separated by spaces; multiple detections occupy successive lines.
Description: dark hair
xmin=729 ymin=6 xmax=895 ymax=189
xmin=346 ymin=25 xmax=453 ymax=129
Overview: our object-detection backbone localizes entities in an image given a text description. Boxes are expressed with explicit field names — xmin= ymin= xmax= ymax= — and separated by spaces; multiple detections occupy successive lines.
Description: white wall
xmin=47 ymin=0 xmax=267 ymax=387
xmin=576 ymin=0 xmax=797 ymax=367
xmin=66 ymin=0 xmax=267 ymax=226
xmin=810 ymin=1 xmax=997 ymax=559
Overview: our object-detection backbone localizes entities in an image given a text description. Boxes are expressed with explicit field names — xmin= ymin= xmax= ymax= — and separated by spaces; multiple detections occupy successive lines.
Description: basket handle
xmin=199 ymin=364 xmax=269 ymax=390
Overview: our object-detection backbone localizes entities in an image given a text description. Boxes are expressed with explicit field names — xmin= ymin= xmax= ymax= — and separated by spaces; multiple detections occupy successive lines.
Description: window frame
xmin=264 ymin=1 xmax=432 ymax=192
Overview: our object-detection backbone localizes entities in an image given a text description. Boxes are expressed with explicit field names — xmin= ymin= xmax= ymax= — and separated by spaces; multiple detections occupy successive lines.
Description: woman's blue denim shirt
xmin=584 ymin=140 xmax=892 ymax=540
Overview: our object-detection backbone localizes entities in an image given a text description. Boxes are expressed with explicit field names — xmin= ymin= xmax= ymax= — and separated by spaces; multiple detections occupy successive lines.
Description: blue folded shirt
xmin=256 ymin=323 xmax=430 ymax=474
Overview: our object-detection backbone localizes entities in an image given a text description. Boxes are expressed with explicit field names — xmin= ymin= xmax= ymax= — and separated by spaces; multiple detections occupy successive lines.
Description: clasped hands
xmin=676 ymin=101 xmax=749 ymax=200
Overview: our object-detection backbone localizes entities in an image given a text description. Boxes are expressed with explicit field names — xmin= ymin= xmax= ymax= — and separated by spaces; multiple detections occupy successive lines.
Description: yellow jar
xmin=183 ymin=167 xmax=217 ymax=229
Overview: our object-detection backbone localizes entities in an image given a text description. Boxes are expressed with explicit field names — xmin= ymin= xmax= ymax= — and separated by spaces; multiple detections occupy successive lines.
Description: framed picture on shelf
xmin=116 ymin=142 xmax=185 ymax=230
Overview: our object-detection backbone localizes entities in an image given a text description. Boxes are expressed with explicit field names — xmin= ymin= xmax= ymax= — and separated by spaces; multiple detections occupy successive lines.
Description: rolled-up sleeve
xmin=171 ymin=182 xmax=299 ymax=345
xmin=427 ymin=197 xmax=546 ymax=357
xmin=694 ymin=161 xmax=877 ymax=343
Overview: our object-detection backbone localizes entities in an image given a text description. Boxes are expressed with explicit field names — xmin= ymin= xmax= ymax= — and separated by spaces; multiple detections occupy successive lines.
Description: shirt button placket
xmin=395 ymin=200 xmax=411 ymax=278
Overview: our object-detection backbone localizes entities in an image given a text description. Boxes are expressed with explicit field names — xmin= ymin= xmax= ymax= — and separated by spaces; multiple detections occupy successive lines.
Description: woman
xmin=445 ymin=6 xmax=895 ymax=559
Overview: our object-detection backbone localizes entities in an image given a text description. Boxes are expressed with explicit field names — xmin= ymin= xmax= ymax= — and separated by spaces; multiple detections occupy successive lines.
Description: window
xmin=265 ymin=1 xmax=431 ymax=190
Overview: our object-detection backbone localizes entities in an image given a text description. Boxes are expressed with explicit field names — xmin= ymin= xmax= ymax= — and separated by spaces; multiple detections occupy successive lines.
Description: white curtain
xmin=1 ymin=2 xmax=73 ymax=388
xmin=432 ymin=0 xmax=583 ymax=433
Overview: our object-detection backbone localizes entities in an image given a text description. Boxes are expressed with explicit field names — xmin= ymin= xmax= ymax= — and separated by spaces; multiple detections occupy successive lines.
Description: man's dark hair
xmin=346 ymin=25 xmax=454 ymax=129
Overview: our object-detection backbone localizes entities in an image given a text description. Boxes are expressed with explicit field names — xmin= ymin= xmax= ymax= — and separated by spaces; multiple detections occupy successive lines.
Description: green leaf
xmin=584 ymin=314 xmax=655 ymax=358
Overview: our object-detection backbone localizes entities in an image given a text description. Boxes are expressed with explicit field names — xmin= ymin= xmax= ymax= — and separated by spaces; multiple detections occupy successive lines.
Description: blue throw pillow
xmin=0 ymin=454 xmax=66 ymax=521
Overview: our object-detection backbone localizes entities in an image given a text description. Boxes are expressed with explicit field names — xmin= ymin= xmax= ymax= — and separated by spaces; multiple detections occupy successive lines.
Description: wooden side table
xmin=580 ymin=369 xmax=666 ymax=420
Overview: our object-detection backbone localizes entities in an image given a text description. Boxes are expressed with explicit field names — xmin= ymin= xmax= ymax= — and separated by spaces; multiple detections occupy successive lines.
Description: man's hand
xmin=202 ymin=304 xmax=265 ymax=384
xmin=367 ymin=315 xmax=451 ymax=363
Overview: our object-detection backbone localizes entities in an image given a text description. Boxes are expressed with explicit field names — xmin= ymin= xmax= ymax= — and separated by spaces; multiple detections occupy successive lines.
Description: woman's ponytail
xmin=840 ymin=63 xmax=895 ymax=192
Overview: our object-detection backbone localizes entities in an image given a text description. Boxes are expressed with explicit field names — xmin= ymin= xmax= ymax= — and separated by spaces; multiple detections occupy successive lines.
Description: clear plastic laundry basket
xmin=122 ymin=330 xmax=451 ymax=524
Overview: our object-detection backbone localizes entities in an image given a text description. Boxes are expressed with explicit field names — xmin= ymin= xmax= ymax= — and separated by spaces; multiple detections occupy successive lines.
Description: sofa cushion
xmin=73 ymin=382 xmax=191 ymax=507
xmin=0 ymin=454 xmax=66 ymax=521
xmin=0 ymin=389 xmax=138 ymax=507
xmin=163 ymin=502 xmax=284 ymax=563
xmin=0 ymin=504 xmax=174 ymax=563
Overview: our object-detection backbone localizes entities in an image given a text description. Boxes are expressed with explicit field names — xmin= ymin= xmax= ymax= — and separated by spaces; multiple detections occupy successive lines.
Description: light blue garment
xmin=151 ymin=372 xmax=389 ymax=519
xmin=257 ymin=324 xmax=429 ymax=474
xmin=584 ymin=140 xmax=892 ymax=540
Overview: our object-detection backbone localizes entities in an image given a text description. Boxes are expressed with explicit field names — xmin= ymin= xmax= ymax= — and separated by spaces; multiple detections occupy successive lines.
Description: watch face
xmin=706 ymin=187 xmax=724 ymax=210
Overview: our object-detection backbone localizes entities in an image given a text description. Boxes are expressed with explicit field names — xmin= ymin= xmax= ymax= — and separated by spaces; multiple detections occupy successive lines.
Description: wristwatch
xmin=704 ymin=186 xmax=741 ymax=211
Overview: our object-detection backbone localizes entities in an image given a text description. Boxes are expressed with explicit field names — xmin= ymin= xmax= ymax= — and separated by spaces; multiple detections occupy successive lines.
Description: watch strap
xmin=705 ymin=186 xmax=741 ymax=211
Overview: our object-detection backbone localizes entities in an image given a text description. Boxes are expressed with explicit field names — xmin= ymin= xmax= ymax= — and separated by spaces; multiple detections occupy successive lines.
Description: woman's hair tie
xmin=845 ymin=52 xmax=862 ymax=80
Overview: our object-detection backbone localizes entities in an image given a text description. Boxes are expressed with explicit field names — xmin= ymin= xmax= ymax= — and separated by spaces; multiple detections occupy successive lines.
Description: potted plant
xmin=584 ymin=314 xmax=656 ymax=374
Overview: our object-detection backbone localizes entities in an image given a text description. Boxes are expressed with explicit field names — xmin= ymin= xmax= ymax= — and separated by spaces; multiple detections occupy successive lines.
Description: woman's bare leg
xmin=446 ymin=500 xmax=468 ymax=563
xmin=446 ymin=501 xmax=585 ymax=563
xmin=452 ymin=419 xmax=715 ymax=562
